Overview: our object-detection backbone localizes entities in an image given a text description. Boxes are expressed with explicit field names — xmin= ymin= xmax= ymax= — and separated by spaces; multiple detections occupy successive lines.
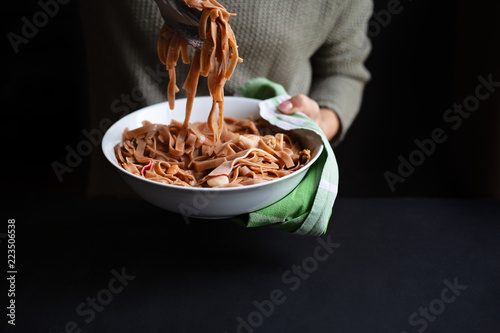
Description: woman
xmin=78 ymin=0 xmax=372 ymax=196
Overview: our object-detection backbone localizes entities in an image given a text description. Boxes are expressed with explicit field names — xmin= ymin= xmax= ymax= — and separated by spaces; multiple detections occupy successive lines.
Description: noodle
xmin=157 ymin=0 xmax=242 ymax=139
xmin=114 ymin=0 xmax=312 ymax=188
xmin=115 ymin=118 xmax=311 ymax=188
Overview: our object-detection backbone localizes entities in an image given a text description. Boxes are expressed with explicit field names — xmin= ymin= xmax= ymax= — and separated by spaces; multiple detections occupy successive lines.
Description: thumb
xmin=278 ymin=95 xmax=310 ymax=114
xmin=278 ymin=99 xmax=294 ymax=114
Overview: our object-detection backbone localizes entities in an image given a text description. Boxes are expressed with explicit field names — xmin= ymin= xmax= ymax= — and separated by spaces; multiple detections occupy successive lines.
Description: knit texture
xmin=78 ymin=0 xmax=372 ymax=196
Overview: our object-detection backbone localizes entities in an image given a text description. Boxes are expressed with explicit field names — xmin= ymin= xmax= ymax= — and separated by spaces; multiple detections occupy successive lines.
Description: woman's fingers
xmin=277 ymin=94 xmax=339 ymax=141
xmin=278 ymin=94 xmax=320 ymax=121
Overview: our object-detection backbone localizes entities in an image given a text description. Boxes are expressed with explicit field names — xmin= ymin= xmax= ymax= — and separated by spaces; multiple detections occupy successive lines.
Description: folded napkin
xmin=235 ymin=78 xmax=339 ymax=236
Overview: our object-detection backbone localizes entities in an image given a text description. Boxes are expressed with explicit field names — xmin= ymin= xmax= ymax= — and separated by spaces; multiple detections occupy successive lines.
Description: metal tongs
xmin=153 ymin=0 xmax=203 ymax=48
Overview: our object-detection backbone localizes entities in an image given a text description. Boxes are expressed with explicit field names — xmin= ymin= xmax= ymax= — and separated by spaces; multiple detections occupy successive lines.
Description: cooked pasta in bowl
xmin=102 ymin=96 xmax=323 ymax=219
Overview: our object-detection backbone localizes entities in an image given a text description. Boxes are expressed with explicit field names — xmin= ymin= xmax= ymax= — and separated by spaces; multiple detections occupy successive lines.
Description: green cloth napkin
xmin=235 ymin=78 xmax=339 ymax=236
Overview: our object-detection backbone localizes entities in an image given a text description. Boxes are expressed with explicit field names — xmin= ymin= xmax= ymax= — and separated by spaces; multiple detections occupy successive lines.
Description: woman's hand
xmin=278 ymin=94 xmax=340 ymax=141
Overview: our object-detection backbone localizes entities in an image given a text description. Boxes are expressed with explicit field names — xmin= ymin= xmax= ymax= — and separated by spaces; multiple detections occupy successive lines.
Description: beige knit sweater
xmin=78 ymin=0 xmax=372 ymax=196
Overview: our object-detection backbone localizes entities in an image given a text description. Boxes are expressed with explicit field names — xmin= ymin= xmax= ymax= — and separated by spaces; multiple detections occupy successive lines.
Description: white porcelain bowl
xmin=102 ymin=96 xmax=323 ymax=219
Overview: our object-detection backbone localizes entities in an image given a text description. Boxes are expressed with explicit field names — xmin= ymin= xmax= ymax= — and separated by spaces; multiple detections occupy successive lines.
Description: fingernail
xmin=278 ymin=101 xmax=292 ymax=112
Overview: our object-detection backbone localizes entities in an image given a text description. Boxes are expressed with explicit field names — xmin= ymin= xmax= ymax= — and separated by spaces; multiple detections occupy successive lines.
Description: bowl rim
xmin=102 ymin=97 xmax=324 ymax=192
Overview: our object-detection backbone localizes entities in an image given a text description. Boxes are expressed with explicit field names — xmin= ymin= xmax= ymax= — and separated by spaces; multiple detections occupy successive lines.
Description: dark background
xmin=3 ymin=0 xmax=500 ymax=199
xmin=2 ymin=1 xmax=500 ymax=333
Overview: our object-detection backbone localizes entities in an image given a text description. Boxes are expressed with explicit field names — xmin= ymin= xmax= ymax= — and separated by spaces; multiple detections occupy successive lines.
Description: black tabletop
xmin=4 ymin=196 xmax=500 ymax=333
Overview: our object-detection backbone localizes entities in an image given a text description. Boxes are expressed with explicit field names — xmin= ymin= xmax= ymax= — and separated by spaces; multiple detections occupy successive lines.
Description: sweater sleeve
xmin=309 ymin=0 xmax=373 ymax=144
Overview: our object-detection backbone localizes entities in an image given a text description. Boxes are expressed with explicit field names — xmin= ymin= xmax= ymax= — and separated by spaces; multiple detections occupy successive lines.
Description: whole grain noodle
xmin=115 ymin=1 xmax=311 ymax=188
xmin=157 ymin=0 xmax=242 ymax=141
xmin=115 ymin=117 xmax=311 ymax=188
